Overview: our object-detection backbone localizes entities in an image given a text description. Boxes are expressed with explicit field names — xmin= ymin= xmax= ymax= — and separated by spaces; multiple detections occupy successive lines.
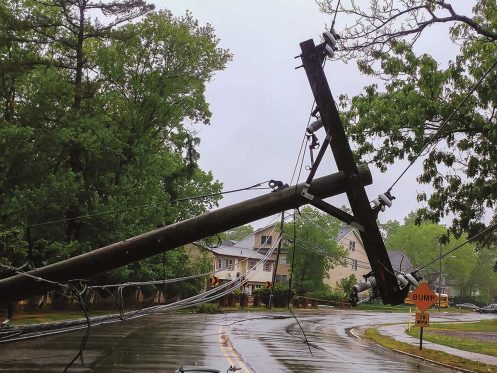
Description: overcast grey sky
xmin=155 ymin=0 xmax=468 ymax=228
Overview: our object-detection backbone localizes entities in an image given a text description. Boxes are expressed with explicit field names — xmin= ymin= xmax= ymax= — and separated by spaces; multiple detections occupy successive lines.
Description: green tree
xmin=336 ymin=274 xmax=357 ymax=298
xmin=319 ymin=0 xmax=497 ymax=240
xmin=386 ymin=220 xmax=478 ymax=296
xmin=379 ymin=219 xmax=401 ymax=241
xmin=220 ymin=225 xmax=254 ymax=241
xmin=0 ymin=3 xmax=231 ymax=285
xmin=283 ymin=206 xmax=345 ymax=294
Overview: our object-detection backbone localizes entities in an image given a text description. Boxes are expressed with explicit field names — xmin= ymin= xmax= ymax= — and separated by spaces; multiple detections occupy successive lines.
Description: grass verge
xmin=364 ymin=327 xmax=495 ymax=373
xmin=428 ymin=319 xmax=497 ymax=332
xmin=10 ymin=310 xmax=114 ymax=325
xmin=406 ymin=320 xmax=497 ymax=357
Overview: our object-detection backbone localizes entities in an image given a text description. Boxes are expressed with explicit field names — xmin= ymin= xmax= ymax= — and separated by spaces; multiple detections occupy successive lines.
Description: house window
xmin=279 ymin=255 xmax=287 ymax=264
xmin=263 ymin=262 xmax=272 ymax=271
xmin=349 ymin=241 xmax=356 ymax=251
xmin=351 ymin=259 xmax=357 ymax=270
xmin=261 ymin=235 xmax=272 ymax=245
xmin=217 ymin=258 xmax=233 ymax=270
xmin=249 ymin=260 xmax=257 ymax=269
xmin=276 ymin=274 xmax=288 ymax=282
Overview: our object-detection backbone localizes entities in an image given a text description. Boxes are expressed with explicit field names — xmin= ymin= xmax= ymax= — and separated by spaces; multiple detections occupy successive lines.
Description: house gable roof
xmin=209 ymin=244 xmax=267 ymax=260
xmin=387 ymin=250 xmax=413 ymax=273
xmin=337 ymin=226 xmax=363 ymax=244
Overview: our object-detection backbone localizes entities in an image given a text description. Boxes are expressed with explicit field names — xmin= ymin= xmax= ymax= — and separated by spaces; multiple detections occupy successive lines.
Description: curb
xmin=389 ymin=348 xmax=475 ymax=373
xmin=347 ymin=327 xmax=362 ymax=340
xmin=368 ymin=325 xmax=478 ymax=373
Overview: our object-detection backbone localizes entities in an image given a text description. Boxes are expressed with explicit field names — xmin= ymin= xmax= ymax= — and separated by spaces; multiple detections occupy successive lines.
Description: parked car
xmin=455 ymin=303 xmax=479 ymax=311
xmin=477 ymin=304 xmax=497 ymax=314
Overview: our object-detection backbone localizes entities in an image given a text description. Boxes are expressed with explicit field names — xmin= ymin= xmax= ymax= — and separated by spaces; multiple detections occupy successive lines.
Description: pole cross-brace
xmin=309 ymin=198 xmax=364 ymax=232
xmin=299 ymin=38 xmax=405 ymax=306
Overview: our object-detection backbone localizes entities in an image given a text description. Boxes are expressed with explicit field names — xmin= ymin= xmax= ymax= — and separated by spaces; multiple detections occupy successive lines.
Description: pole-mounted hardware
xmin=297 ymin=35 xmax=409 ymax=305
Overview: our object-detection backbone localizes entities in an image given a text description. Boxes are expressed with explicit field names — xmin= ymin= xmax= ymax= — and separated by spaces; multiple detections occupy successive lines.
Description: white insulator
xmin=353 ymin=276 xmax=377 ymax=294
xmin=366 ymin=276 xmax=377 ymax=288
xmin=372 ymin=198 xmax=380 ymax=207
xmin=323 ymin=31 xmax=337 ymax=48
xmin=325 ymin=44 xmax=335 ymax=58
xmin=307 ymin=119 xmax=323 ymax=134
xmin=405 ymin=273 xmax=419 ymax=287
xmin=379 ymin=193 xmax=392 ymax=207
xmin=397 ymin=275 xmax=409 ymax=286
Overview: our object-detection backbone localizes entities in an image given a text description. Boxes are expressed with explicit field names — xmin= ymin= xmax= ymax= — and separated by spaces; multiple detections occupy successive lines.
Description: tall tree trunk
xmin=66 ymin=0 xmax=86 ymax=242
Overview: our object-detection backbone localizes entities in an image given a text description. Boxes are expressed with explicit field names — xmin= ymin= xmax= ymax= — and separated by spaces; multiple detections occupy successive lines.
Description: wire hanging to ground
xmin=285 ymin=208 xmax=314 ymax=357
xmin=287 ymin=209 xmax=298 ymax=307
xmin=63 ymin=283 xmax=91 ymax=373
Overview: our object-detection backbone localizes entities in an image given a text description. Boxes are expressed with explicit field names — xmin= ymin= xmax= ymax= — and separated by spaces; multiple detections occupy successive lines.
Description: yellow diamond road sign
xmin=408 ymin=282 xmax=439 ymax=313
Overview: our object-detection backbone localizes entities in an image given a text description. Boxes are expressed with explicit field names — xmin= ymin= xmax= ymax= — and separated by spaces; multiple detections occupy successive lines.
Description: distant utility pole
xmin=269 ymin=212 xmax=285 ymax=310
xmin=439 ymin=244 xmax=442 ymax=309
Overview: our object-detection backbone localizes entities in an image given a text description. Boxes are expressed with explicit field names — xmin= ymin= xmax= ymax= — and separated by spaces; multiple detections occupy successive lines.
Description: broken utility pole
xmin=298 ymin=39 xmax=407 ymax=305
xmin=0 ymin=167 xmax=372 ymax=304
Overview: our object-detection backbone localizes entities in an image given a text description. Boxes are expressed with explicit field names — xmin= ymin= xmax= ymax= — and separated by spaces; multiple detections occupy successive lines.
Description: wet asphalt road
xmin=0 ymin=310 xmax=491 ymax=372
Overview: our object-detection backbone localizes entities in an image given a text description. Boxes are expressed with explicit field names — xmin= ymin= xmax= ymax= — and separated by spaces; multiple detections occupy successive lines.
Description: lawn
xmin=406 ymin=319 xmax=497 ymax=357
xmin=356 ymin=303 xmax=473 ymax=313
xmin=365 ymin=327 xmax=495 ymax=373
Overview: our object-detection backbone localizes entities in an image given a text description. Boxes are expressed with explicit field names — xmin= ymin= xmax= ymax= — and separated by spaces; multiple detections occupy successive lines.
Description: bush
xmin=451 ymin=295 xmax=486 ymax=307
xmin=305 ymin=287 xmax=342 ymax=302
xmin=195 ymin=302 xmax=221 ymax=314
xmin=254 ymin=283 xmax=293 ymax=307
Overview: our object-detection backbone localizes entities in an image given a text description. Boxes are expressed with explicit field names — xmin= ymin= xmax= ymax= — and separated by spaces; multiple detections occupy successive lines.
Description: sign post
xmin=420 ymin=326 xmax=423 ymax=350
xmin=408 ymin=283 xmax=439 ymax=351
xmin=415 ymin=312 xmax=430 ymax=350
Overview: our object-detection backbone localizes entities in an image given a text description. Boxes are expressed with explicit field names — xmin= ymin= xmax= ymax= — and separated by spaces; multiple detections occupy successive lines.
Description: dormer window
xmin=261 ymin=235 xmax=272 ymax=245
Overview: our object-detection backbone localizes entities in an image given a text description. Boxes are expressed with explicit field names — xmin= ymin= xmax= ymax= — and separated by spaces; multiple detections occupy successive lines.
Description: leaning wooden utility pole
xmin=0 ymin=167 xmax=372 ymax=304
xmin=299 ymin=39 xmax=406 ymax=305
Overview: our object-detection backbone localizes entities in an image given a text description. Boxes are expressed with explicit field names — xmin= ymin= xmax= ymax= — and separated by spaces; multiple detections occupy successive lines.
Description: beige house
xmin=210 ymin=242 xmax=274 ymax=295
xmin=324 ymin=226 xmax=371 ymax=288
xmin=190 ymin=224 xmax=417 ymax=295
xmin=236 ymin=225 xmax=289 ymax=282
xmin=245 ymin=225 xmax=375 ymax=290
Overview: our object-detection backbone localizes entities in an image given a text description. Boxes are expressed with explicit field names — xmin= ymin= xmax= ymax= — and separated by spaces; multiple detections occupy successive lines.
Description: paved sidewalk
xmin=378 ymin=323 xmax=497 ymax=365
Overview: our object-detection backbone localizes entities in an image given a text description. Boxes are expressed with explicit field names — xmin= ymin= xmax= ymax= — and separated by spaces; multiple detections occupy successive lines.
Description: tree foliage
xmin=0 ymin=1 xmax=232 ymax=284
xmin=220 ymin=225 xmax=254 ymax=241
xmin=336 ymin=274 xmax=357 ymax=298
xmin=283 ymin=207 xmax=345 ymax=294
xmin=319 ymin=0 xmax=497 ymax=240
xmin=385 ymin=218 xmax=497 ymax=297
